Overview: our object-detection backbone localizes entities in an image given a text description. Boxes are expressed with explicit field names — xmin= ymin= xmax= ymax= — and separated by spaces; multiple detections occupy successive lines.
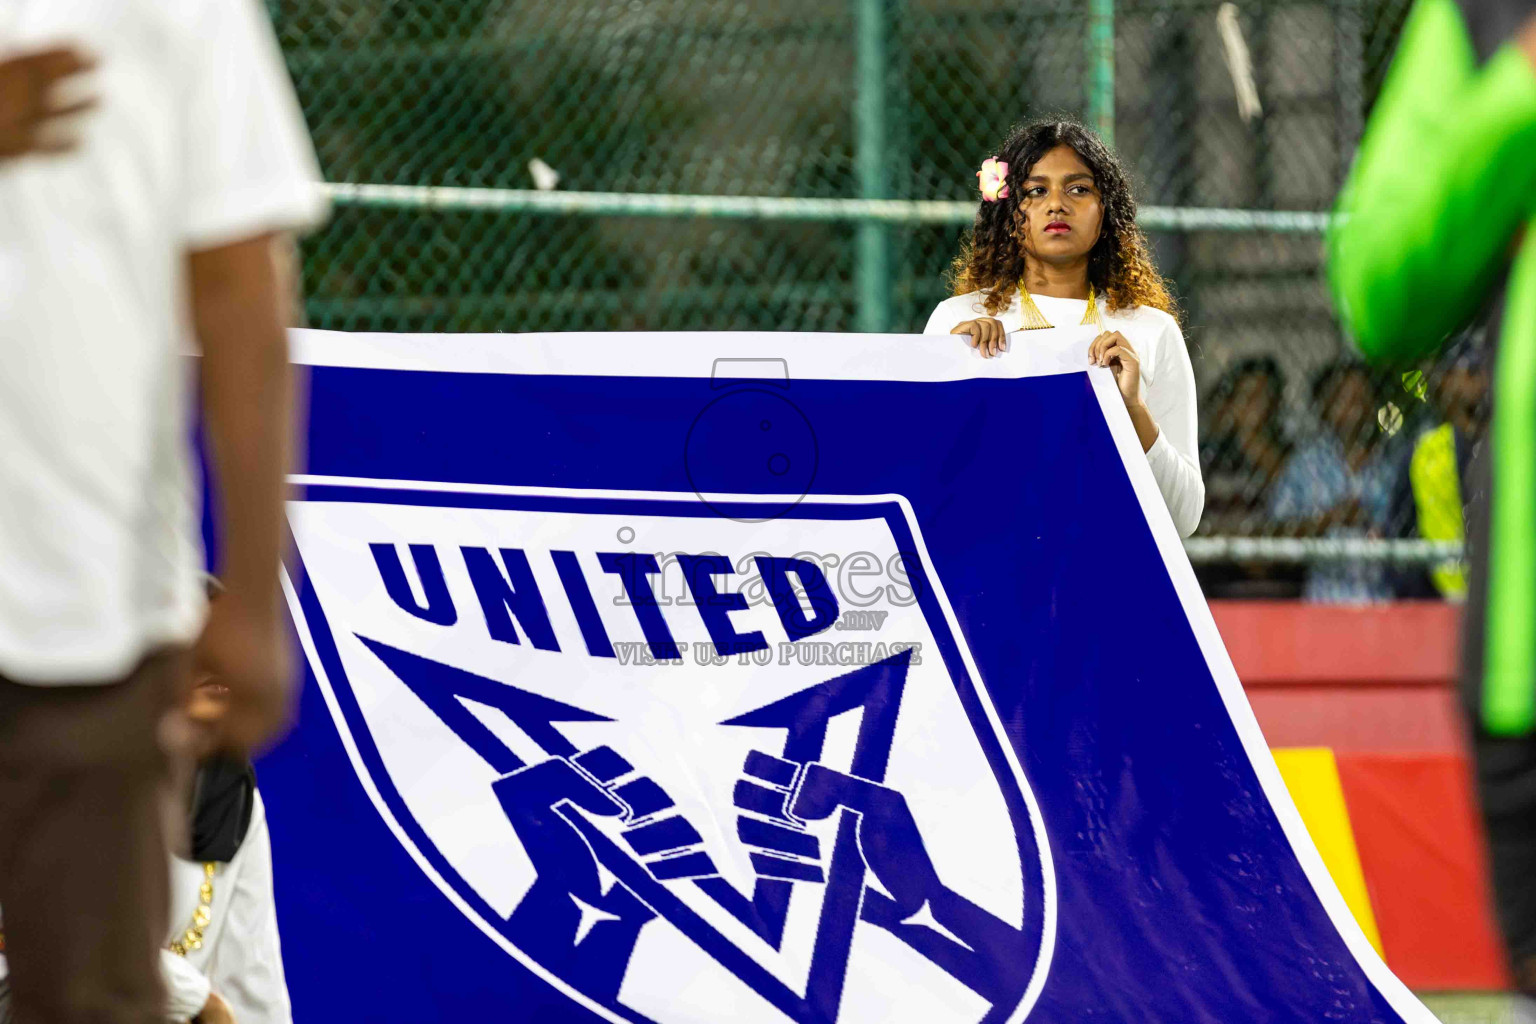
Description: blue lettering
xmin=597 ymin=552 xmax=681 ymax=661
xmin=462 ymin=547 xmax=560 ymax=651
xmin=551 ymin=550 xmax=615 ymax=659
xmin=755 ymin=557 xmax=839 ymax=642
xmin=370 ymin=543 xmax=456 ymax=626
xmin=678 ymin=555 xmax=769 ymax=658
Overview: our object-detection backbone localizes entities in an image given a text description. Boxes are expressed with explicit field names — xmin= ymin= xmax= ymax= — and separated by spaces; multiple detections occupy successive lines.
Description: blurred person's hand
xmin=186 ymin=679 xmax=230 ymax=726
xmin=0 ymin=47 xmax=97 ymax=160
xmin=952 ymin=317 xmax=1007 ymax=358
xmin=193 ymin=594 xmax=293 ymax=755
xmin=195 ymin=991 xmax=238 ymax=1024
xmin=184 ymin=674 xmax=231 ymax=758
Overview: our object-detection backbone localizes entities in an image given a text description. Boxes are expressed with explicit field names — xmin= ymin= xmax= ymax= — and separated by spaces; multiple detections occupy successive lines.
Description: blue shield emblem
xmin=287 ymin=482 xmax=1053 ymax=1023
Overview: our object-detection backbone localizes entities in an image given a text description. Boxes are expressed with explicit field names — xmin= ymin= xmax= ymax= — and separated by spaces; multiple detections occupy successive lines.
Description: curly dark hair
xmin=951 ymin=118 xmax=1176 ymax=317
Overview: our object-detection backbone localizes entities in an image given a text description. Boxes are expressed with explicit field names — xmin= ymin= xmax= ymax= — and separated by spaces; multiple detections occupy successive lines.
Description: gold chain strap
xmin=167 ymin=862 xmax=217 ymax=956
xmin=1017 ymin=283 xmax=1100 ymax=330
xmin=0 ymin=862 xmax=215 ymax=958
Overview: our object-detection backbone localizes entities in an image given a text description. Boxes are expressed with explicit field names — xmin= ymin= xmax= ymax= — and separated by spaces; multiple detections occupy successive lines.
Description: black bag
xmin=189 ymin=755 xmax=256 ymax=863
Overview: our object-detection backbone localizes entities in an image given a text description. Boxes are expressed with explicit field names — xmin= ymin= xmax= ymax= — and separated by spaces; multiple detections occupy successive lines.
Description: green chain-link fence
xmin=270 ymin=0 xmax=1488 ymax=599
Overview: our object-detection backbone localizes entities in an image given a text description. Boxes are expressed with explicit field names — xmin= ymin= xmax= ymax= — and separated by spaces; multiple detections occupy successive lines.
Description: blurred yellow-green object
xmin=1328 ymin=0 xmax=1536 ymax=735
xmin=1411 ymin=424 xmax=1468 ymax=601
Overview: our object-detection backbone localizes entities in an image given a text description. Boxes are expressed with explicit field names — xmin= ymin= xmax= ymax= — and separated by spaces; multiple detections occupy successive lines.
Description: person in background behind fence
xmin=924 ymin=118 xmax=1204 ymax=538
xmin=1327 ymin=0 xmax=1536 ymax=994
xmin=1266 ymin=360 xmax=1416 ymax=603
xmin=1195 ymin=357 xmax=1306 ymax=599
xmin=0 ymin=2 xmax=327 ymax=1022
xmin=1200 ymin=357 xmax=1293 ymax=536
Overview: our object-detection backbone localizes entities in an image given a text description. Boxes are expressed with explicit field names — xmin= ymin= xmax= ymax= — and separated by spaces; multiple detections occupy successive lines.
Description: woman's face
xmin=1014 ymin=144 xmax=1104 ymax=266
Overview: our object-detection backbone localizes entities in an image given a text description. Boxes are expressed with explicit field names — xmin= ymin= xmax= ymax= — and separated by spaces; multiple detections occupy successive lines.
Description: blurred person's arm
xmin=177 ymin=0 xmax=328 ymax=751
xmin=190 ymin=236 xmax=297 ymax=752
xmin=1328 ymin=0 xmax=1536 ymax=362
xmin=0 ymin=47 xmax=96 ymax=160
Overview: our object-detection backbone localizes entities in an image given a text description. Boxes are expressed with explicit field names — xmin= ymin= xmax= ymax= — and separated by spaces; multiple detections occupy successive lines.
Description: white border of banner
xmin=1085 ymin=370 xmax=1438 ymax=1023
xmin=289 ymin=327 xmax=1100 ymax=382
xmin=287 ymin=328 xmax=1438 ymax=1022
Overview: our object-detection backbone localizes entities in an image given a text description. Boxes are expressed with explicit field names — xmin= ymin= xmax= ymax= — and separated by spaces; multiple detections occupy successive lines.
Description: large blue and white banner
xmin=267 ymin=328 xmax=1433 ymax=1023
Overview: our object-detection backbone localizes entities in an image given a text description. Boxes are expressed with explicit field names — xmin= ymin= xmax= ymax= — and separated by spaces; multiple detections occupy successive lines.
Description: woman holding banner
xmin=925 ymin=119 xmax=1203 ymax=538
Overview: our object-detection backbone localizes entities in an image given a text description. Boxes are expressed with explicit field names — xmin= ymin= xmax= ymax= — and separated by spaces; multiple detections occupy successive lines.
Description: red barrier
xmin=1336 ymin=754 xmax=1510 ymax=990
xmin=1212 ymin=601 xmax=1460 ymax=688
xmin=1210 ymin=601 xmax=1511 ymax=991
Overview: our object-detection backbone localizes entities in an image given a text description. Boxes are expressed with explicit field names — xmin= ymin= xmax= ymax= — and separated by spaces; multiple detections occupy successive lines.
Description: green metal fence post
xmin=1087 ymin=0 xmax=1116 ymax=145
xmin=855 ymin=0 xmax=891 ymax=333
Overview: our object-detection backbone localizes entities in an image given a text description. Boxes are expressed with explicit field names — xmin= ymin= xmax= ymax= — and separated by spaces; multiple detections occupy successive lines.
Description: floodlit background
xmin=273 ymin=0 xmax=1480 ymax=593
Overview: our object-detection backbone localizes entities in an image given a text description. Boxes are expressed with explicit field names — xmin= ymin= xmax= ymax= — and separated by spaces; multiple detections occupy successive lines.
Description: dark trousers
xmin=1474 ymin=729 xmax=1536 ymax=990
xmin=0 ymin=649 xmax=189 ymax=1024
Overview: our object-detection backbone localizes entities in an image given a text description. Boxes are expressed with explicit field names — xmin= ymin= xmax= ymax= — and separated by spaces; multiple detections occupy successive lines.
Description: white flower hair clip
xmin=977 ymin=157 xmax=1010 ymax=202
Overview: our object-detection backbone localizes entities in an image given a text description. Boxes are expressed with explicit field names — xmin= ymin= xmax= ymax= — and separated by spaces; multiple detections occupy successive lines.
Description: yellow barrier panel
xmin=1272 ymin=747 xmax=1386 ymax=959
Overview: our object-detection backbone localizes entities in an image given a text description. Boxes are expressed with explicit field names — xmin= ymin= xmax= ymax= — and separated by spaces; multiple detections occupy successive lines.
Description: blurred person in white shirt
xmin=0 ymin=2 xmax=326 ymax=1022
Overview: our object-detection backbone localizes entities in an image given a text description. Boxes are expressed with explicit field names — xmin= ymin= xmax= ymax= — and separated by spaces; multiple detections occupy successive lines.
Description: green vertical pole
xmin=1087 ymin=0 xmax=1115 ymax=145
xmin=855 ymin=0 xmax=890 ymax=333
